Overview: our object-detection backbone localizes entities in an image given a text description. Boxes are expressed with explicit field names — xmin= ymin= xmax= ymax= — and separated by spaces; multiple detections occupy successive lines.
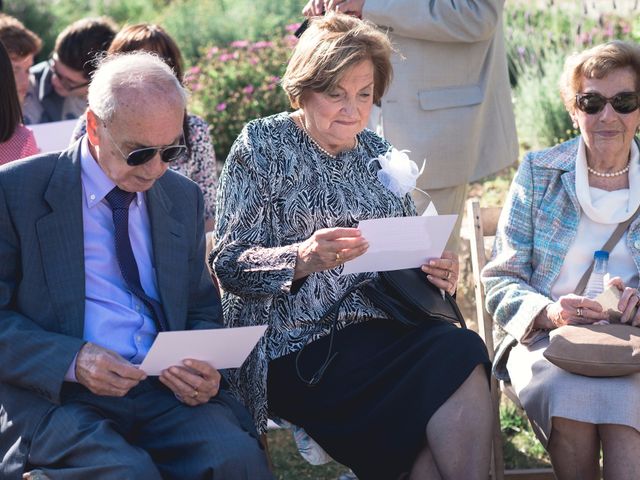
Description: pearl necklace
xmin=587 ymin=163 xmax=630 ymax=177
xmin=299 ymin=116 xmax=358 ymax=159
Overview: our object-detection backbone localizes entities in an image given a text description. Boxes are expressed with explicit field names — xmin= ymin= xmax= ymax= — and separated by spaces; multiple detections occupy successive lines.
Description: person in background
xmin=0 ymin=13 xmax=42 ymax=106
xmin=23 ymin=16 xmax=117 ymax=125
xmin=211 ymin=13 xmax=492 ymax=480
xmin=304 ymin=0 xmax=518 ymax=251
xmin=0 ymin=51 xmax=272 ymax=479
xmin=0 ymin=40 xmax=38 ymax=163
xmin=71 ymin=23 xmax=218 ymax=229
xmin=483 ymin=41 xmax=640 ymax=479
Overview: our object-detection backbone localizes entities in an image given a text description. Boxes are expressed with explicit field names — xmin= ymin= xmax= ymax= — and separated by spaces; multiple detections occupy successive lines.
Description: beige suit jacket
xmin=364 ymin=0 xmax=518 ymax=190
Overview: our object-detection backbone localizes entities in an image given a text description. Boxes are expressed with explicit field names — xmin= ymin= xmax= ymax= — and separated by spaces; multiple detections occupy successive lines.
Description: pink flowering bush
xmin=184 ymin=28 xmax=299 ymax=161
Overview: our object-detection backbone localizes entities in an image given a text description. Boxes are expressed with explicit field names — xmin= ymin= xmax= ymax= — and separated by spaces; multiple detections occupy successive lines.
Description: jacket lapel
xmin=543 ymin=137 xmax=581 ymax=214
xmin=147 ymin=180 xmax=187 ymax=331
xmin=36 ymin=144 xmax=86 ymax=337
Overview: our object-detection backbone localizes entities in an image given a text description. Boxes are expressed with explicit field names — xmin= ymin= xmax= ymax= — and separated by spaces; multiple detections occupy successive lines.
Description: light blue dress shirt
xmin=66 ymin=138 xmax=161 ymax=380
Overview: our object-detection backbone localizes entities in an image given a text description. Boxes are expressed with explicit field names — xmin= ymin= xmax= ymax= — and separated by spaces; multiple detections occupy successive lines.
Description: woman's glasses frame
xmin=575 ymin=91 xmax=640 ymax=115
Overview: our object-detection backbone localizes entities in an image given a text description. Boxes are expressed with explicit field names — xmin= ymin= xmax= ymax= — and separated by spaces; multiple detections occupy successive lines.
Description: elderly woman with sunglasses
xmin=483 ymin=40 xmax=640 ymax=480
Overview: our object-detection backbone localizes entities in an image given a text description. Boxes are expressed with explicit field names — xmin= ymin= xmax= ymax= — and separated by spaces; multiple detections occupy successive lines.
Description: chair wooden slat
xmin=466 ymin=199 xmax=555 ymax=480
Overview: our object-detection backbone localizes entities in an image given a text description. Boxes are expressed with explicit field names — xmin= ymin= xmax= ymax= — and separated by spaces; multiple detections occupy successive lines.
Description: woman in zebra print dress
xmin=210 ymin=13 xmax=492 ymax=480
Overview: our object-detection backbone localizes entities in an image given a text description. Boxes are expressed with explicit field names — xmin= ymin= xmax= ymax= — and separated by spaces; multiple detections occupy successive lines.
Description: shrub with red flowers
xmin=184 ymin=26 xmax=299 ymax=162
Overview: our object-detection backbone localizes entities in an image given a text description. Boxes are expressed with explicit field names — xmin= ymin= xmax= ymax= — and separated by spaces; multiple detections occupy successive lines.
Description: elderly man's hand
xmin=302 ymin=0 xmax=325 ymax=16
xmin=159 ymin=359 xmax=221 ymax=407
xmin=324 ymin=0 xmax=365 ymax=17
xmin=303 ymin=0 xmax=365 ymax=17
xmin=76 ymin=342 xmax=147 ymax=397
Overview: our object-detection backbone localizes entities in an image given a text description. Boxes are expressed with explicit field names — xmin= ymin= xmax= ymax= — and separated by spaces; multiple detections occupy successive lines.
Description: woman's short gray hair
xmin=88 ymin=51 xmax=188 ymax=122
xmin=282 ymin=12 xmax=393 ymax=109
xmin=559 ymin=40 xmax=640 ymax=113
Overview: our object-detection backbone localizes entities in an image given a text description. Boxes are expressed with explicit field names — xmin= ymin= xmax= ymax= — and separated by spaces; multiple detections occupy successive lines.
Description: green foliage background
xmin=6 ymin=0 xmax=640 ymax=160
xmin=3 ymin=0 xmax=301 ymax=63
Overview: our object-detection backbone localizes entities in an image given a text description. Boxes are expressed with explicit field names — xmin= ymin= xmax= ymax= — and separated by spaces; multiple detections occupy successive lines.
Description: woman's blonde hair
xmin=282 ymin=12 xmax=393 ymax=109
xmin=559 ymin=40 xmax=640 ymax=113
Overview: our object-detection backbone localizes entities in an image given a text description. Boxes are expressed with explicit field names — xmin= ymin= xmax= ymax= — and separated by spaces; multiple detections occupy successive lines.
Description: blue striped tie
xmin=105 ymin=186 xmax=168 ymax=331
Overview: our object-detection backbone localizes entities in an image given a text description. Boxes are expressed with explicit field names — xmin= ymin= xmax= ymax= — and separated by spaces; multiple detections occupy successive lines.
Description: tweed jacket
xmin=362 ymin=0 xmax=518 ymax=189
xmin=0 ymin=141 xmax=223 ymax=478
xmin=482 ymin=136 xmax=640 ymax=380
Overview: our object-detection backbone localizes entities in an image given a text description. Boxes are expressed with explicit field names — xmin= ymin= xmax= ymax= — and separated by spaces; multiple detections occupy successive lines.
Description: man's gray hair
xmin=88 ymin=51 xmax=188 ymax=122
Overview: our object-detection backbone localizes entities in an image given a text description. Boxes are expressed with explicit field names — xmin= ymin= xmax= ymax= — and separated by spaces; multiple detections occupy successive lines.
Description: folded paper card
xmin=594 ymin=285 xmax=637 ymax=322
xmin=340 ymin=215 xmax=457 ymax=275
xmin=29 ymin=119 xmax=78 ymax=153
xmin=139 ymin=325 xmax=267 ymax=375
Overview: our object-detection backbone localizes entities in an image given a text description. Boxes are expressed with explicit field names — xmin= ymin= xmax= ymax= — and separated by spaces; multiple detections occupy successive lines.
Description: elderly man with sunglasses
xmin=0 ymin=52 xmax=273 ymax=480
xmin=483 ymin=40 xmax=640 ymax=479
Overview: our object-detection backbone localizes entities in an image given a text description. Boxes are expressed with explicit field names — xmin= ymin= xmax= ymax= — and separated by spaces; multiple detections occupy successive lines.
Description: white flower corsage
xmin=369 ymin=147 xmax=425 ymax=197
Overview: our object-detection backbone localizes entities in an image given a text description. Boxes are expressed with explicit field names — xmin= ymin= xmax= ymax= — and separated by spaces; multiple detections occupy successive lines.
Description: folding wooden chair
xmin=466 ymin=198 xmax=555 ymax=480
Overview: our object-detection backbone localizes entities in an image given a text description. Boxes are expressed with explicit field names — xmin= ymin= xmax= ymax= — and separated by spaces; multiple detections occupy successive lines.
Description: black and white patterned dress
xmin=211 ymin=112 xmax=489 ymax=478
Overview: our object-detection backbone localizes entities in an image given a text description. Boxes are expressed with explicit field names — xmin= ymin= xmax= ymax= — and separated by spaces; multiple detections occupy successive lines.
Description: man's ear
xmin=86 ymin=110 xmax=100 ymax=146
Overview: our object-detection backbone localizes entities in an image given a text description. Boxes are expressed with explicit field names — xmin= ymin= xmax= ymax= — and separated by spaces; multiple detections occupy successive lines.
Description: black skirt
xmin=267 ymin=317 xmax=490 ymax=480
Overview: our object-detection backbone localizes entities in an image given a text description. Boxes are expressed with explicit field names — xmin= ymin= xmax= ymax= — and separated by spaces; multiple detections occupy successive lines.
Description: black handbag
xmin=295 ymin=268 xmax=466 ymax=386
xmin=364 ymin=268 xmax=466 ymax=328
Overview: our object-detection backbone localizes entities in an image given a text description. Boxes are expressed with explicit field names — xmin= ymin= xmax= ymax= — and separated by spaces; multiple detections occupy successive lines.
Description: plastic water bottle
xmin=583 ymin=250 xmax=610 ymax=298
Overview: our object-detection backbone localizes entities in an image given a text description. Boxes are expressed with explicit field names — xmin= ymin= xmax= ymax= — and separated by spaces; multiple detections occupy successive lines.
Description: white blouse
xmin=551 ymin=138 xmax=640 ymax=300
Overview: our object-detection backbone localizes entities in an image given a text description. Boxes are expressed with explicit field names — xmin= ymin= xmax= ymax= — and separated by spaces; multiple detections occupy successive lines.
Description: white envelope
xmin=341 ymin=215 xmax=457 ymax=275
xmin=139 ymin=325 xmax=267 ymax=375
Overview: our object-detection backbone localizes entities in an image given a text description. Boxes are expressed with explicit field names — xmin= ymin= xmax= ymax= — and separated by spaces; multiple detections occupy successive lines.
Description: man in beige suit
xmin=304 ymin=0 xmax=518 ymax=250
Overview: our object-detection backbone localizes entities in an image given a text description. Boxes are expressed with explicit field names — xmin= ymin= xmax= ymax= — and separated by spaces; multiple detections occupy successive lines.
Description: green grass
xmin=501 ymin=403 xmax=551 ymax=469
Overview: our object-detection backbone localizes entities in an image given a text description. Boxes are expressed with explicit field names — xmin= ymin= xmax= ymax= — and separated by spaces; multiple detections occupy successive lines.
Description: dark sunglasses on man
xmin=575 ymin=91 xmax=640 ymax=115
xmin=102 ymin=123 xmax=188 ymax=166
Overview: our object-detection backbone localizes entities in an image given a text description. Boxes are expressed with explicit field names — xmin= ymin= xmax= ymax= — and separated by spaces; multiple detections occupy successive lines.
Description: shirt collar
xmin=575 ymin=136 xmax=640 ymax=223
xmin=80 ymin=136 xmax=144 ymax=209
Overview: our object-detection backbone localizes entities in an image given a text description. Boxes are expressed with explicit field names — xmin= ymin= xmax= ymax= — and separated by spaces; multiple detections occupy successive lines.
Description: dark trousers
xmin=26 ymin=379 xmax=273 ymax=480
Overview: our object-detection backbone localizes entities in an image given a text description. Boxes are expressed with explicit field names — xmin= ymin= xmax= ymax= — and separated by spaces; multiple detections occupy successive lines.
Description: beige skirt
xmin=506 ymin=334 xmax=640 ymax=446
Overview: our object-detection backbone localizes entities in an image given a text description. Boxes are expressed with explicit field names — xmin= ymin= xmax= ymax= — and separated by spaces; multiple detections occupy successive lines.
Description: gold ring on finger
xmin=335 ymin=252 xmax=341 ymax=263
xmin=191 ymin=389 xmax=199 ymax=398
xmin=446 ymin=270 xmax=451 ymax=279
xmin=576 ymin=307 xmax=583 ymax=317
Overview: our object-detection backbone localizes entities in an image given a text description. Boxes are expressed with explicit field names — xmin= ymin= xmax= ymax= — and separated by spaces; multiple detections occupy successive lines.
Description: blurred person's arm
xmin=317 ymin=0 xmax=503 ymax=43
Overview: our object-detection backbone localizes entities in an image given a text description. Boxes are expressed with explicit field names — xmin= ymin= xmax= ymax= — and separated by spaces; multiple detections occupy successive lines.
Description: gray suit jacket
xmin=364 ymin=0 xmax=518 ymax=190
xmin=0 ymin=141 xmax=223 ymax=478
